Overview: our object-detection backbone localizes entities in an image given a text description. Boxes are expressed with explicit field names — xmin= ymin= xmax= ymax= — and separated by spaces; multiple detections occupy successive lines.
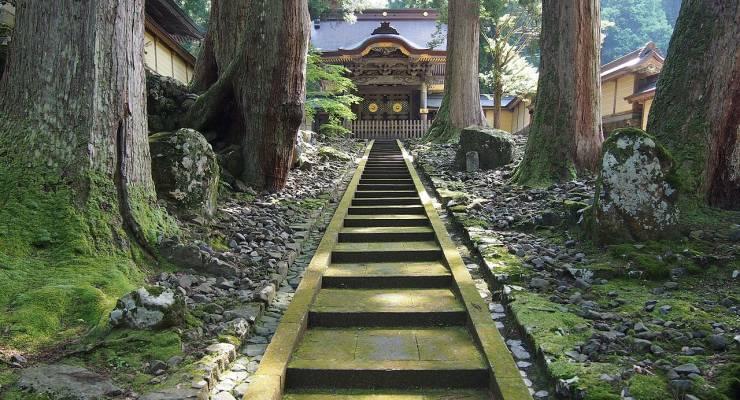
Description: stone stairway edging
xmin=398 ymin=141 xmax=532 ymax=400
xmin=240 ymin=141 xmax=375 ymax=400
xmin=140 ymin=143 xmax=368 ymax=400
xmin=413 ymin=157 xmax=575 ymax=399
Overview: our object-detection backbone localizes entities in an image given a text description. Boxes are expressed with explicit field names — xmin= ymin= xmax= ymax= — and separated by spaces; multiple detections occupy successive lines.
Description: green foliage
xmin=387 ymin=0 xmax=447 ymax=9
xmin=309 ymin=0 xmax=393 ymax=20
xmin=176 ymin=0 xmax=210 ymax=27
xmin=601 ymin=0 xmax=675 ymax=63
xmin=305 ymin=49 xmax=361 ymax=136
xmin=479 ymin=0 xmax=541 ymax=95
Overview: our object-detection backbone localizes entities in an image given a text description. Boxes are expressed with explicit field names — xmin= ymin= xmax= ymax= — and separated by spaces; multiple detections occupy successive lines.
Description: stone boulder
xmin=146 ymin=71 xmax=198 ymax=133
xmin=592 ymin=128 xmax=679 ymax=243
xmin=19 ymin=364 xmax=123 ymax=400
xmin=0 ymin=2 xmax=15 ymax=74
xmin=292 ymin=130 xmax=316 ymax=169
xmin=455 ymin=126 xmax=515 ymax=170
xmin=318 ymin=145 xmax=352 ymax=161
xmin=109 ymin=287 xmax=186 ymax=330
xmin=150 ymin=128 xmax=220 ymax=220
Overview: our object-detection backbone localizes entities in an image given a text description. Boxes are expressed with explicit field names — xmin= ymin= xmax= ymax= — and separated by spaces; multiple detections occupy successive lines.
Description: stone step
xmin=354 ymin=191 xmax=417 ymax=198
xmin=323 ymin=261 xmax=451 ymax=289
xmin=283 ymin=389 xmax=491 ymax=399
xmin=343 ymin=214 xmax=430 ymax=227
xmin=287 ymin=327 xmax=488 ymax=389
xmin=352 ymin=197 xmax=420 ymax=206
xmin=338 ymin=226 xmax=435 ymax=242
xmin=309 ymin=288 xmax=465 ymax=326
xmin=347 ymin=205 xmax=425 ymax=215
xmin=359 ymin=178 xmax=414 ymax=184
xmin=361 ymin=174 xmax=412 ymax=180
xmin=365 ymin=162 xmax=407 ymax=166
xmin=357 ymin=184 xmax=416 ymax=191
xmin=331 ymin=241 xmax=441 ymax=262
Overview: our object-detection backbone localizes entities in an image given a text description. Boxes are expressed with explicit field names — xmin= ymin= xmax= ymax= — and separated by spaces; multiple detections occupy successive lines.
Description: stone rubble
xmin=135 ymin=137 xmax=363 ymax=399
xmin=411 ymin=139 xmax=739 ymax=400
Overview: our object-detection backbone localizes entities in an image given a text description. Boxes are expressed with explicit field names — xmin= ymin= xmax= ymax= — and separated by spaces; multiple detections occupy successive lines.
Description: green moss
xmin=423 ymin=92 xmax=461 ymax=143
xmin=478 ymin=244 xmax=530 ymax=282
xmin=459 ymin=215 xmax=489 ymax=229
xmin=0 ymin=116 xmax=172 ymax=351
xmin=628 ymin=374 xmax=670 ymax=400
xmin=509 ymin=291 xmax=591 ymax=356
xmin=548 ymin=360 xmax=621 ymax=400
xmin=694 ymin=361 xmax=740 ymax=400
xmin=510 ymin=66 xmax=578 ymax=187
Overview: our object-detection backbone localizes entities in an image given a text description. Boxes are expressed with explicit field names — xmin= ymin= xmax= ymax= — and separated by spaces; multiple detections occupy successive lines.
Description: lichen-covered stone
xmin=150 ymin=128 xmax=219 ymax=220
xmin=293 ymin=130 xmax=316 ymax=168
xmin=318 ymin=145 xmax=351 ymax=161
xmin=109 ymin=287 xmax=186 ymax=330
xmin=456 ymin=126 xmax=515 ymax=170
xmin=146 ymin=71 xmax=197 ymax=133
xmin=592 ymin=128 xmax=679 ymax=243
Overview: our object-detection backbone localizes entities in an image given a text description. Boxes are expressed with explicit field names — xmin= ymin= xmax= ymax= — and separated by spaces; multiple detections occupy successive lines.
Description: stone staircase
xmin=246 ymin=140 xmax=531 ymax=400
xmin=283 ymin=141 xmax=484 ymax=399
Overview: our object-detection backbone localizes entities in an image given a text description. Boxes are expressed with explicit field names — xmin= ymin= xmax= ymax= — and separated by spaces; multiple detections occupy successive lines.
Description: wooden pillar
xmin=420 ymin=82 xmax=429 ymax=121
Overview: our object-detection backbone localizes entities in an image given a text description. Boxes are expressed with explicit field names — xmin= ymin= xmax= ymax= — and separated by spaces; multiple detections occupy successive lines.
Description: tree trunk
xmin=493 ymin=80 xmax=503 ymax=130
xmin=512 ymin=0 xmax=603 ymax=186
xmin=185 ymin=0 xmax=310 ymax=191
xmin=425 ymin=0 xmax=485 ymax=143
xmin=646 ymin=0 xmax=739 ymax=210
xmin=190 ymin=0 xmax=250 ymax=93
xmin=0 ymin=0 xmax=165 ymax=253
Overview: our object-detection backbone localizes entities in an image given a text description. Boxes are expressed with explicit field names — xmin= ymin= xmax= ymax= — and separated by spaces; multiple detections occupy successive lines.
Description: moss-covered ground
xmin=413 ymin=142 xmax=739 ymax=400
xmin=0 ymin=119 xmax=183 ymax=396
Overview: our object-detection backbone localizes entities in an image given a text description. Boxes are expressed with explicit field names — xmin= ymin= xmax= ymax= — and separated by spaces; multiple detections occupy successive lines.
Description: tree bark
xmin=425 ymin=0 xmax=485 ymax=143
xmin=185 ymin=0 xmax=310 ymax=191
xmin=493 ymin=80 xmax=503 ymax=130
xmin=0 ymin=0 xmax=162 ymax=253
xmin=511 ymin=0 xmax=603 ymax=186
xmin=646 ymin=0 xmax=739 ymax=210
xmin=190 ymin=0 xmax=249 ymax=93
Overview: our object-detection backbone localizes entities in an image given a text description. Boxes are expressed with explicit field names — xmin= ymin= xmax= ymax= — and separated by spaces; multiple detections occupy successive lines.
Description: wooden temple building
xmin=144 ymin=0 xmax=203 ymax=85
xmin=602 ymin=42 xmax=664 ymax=131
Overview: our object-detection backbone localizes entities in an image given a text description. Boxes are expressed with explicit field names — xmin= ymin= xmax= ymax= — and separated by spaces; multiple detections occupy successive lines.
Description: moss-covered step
xmin=361 ymin=173 xmax=413 ymax=179
xmin=309 ymin=288 xmax=465 ymax=326
xmin=283 ymin=389 xmax=490 ymax=399
xmin=348 ymin=205 xmax=426 ymax=215
xmin=352 ymin=197 xmax=421 ymax=206
xmin=323 ymin=261 xmax=451 ymax=289
xmin=344 ymin=214 xmax=430 ymax=228
xmin=338 ymin=226 xmax=436 ymax=243
xmin=357 ymin=183 xmax=417 ymax=191
xmin=358 ymin=179 xmax=415 ymax=185
xmin=286 ymin=327 xmax=488 ymax=389
xmin=331 ymin=241 xmax=441 ymax=262
xmin=354 ymin=190 xmax=417 ymax=198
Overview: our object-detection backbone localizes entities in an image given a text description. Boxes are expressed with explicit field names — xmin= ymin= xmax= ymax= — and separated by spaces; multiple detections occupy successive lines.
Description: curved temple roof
xmin=311 ymin=10 xmax=447 ymax=55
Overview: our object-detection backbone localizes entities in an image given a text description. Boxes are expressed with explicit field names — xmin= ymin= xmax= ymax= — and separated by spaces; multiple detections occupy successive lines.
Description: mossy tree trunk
xmin=646 ymin=0 xmax=739 ymax=210
xmin=190 ymin=0 xmax=250 ymax=93
xmin=185 ymin=0 xmax=310 ymax=191
xmin=511 ymin=0 xmax=603 ymax=186
xmin=425 ymin=0 xmax=485 ymax=143
xmin=0 ymin=0 xmax=167 ymax=255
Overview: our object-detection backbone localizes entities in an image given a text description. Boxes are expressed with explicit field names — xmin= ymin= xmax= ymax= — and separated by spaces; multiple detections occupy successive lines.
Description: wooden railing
xmin=350 ymin=119 xmax=431 ymax=139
